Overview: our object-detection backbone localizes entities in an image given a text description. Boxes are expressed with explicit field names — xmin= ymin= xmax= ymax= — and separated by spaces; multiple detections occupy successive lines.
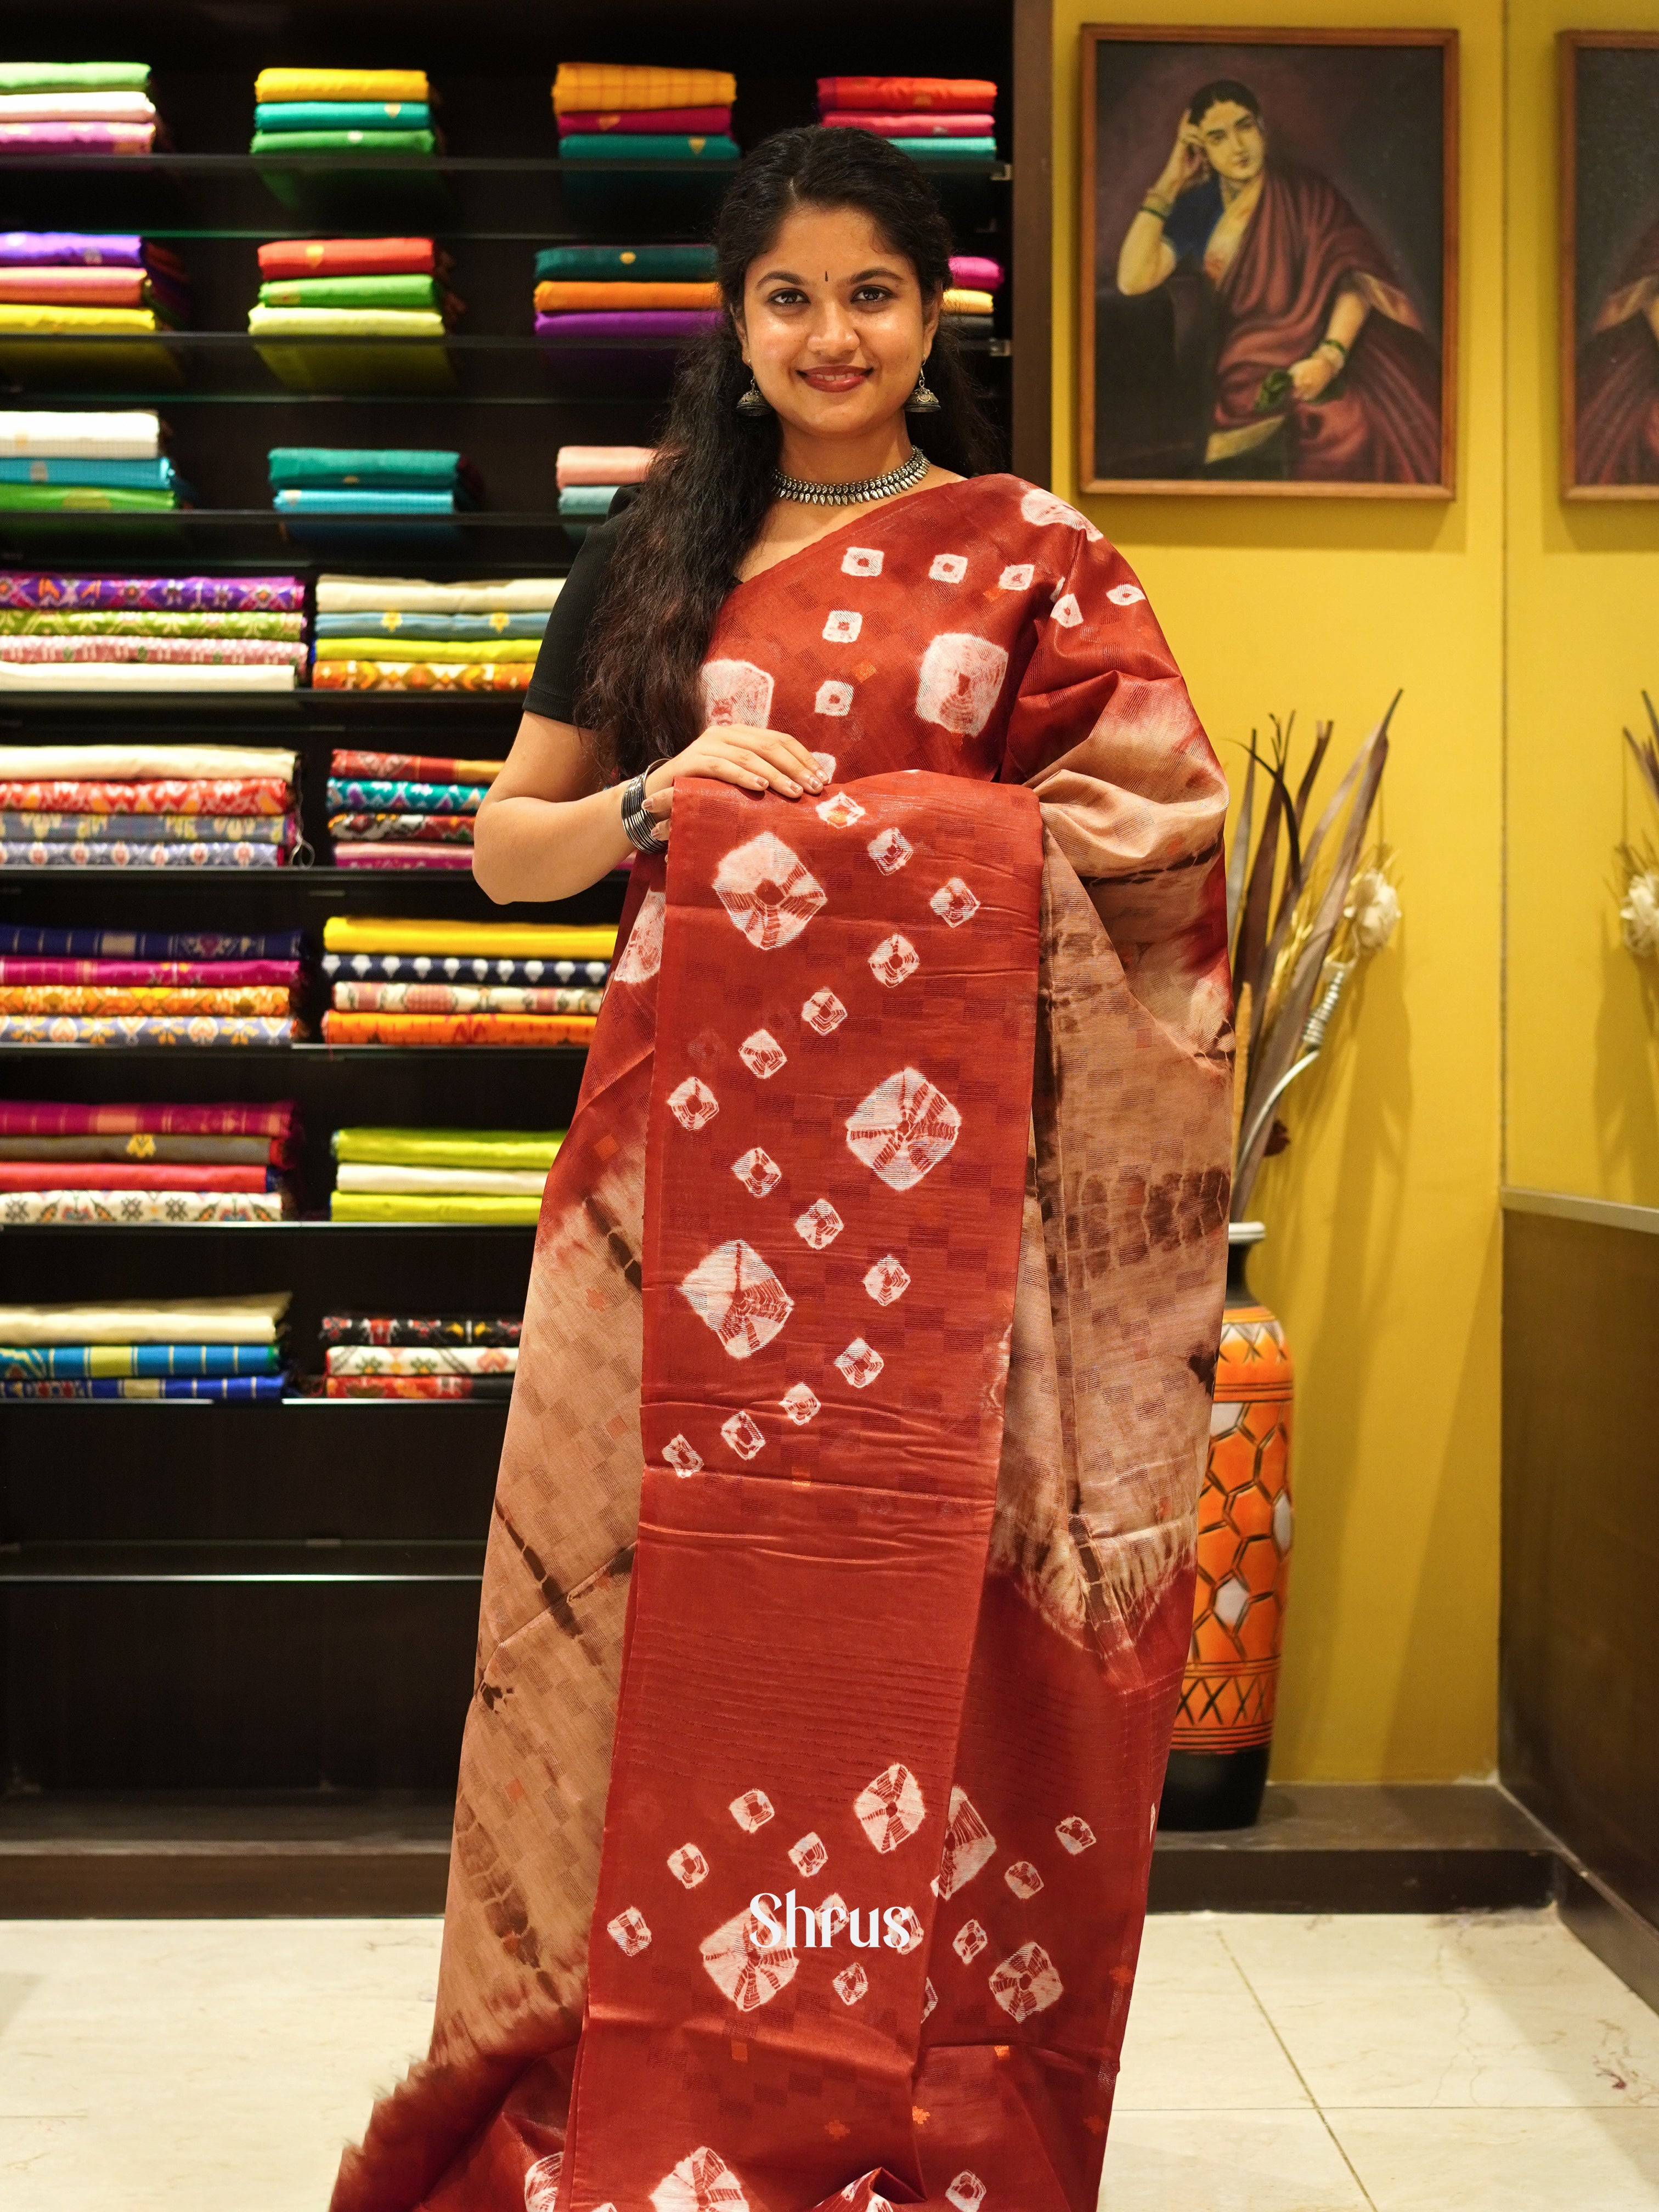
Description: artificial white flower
xmin=1345 ymin=867 xmax=1401 ymax=953
xmin=1620 ymin=870 xmax=1659 ymax=957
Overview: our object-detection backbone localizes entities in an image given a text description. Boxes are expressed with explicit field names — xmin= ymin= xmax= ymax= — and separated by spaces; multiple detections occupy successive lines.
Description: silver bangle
xmin=620 ymin=772 xmax=667 ymax=855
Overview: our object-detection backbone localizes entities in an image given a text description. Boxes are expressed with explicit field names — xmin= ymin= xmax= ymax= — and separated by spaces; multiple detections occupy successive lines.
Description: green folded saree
xmin=0 ymin=62 xmax=149 ymax=92
xmin=251 ymin=129 xmax=438 ymax=156
xmin=330 ymin=1192 xmax=542 ymax=1224
xmin=0 ymin=486 xmax=176 ymax=512
xmin=257 ymin=274 xmax=444 ymax=311
xmin=331 ymin=1127 xmax=564 ymax=1170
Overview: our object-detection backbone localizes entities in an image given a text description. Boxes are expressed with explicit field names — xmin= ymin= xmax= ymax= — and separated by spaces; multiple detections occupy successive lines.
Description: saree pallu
xmin=0 ymin=573 xmax=304 ymax=612
xmin=0 ymin=777 xmax=293 ymax=815
xmin=0 ymin=1160 xmax=280 ymax=1191
xmin=323 ymin=1372 xmax=515 ymax=1400
xmin=0 ymin=1189 xmax=291 ymax=1224
xmin=0 ymin=1013 xmax=294 ymax=1045
xmin=0 ymin=926 xmax=302 ymax=960
xmin=0 ymin=839 xmax=287 ymax=869
xmin=331 ymin=752 xmax=507 ymax=782
xmin=0 ymin=1100 xmax=294 ymax=1137
xmin=0 ymin=1373 xmax=285 ymax=1398
xmin=332 ymin=983 xmax=601 ymax=1017
xmin=0 ymin=1340 xmax=279 ymax=1376
xmin=324 ymin=953 xmax=608 ymax=988
xmin=321 ymin=1011 xmax=596 ymax=1047
xmin=313 ymin=661 xmax=530 ymax=694
xmin=0 ymin=812 xmax=292 ymax=844
xmin=334 ymin=844 xmax=474 ymax=871
xmin=327 ymin=1345 xmax=518 ymax=1376
xmin=333 ymin=473 xmax=1234 ymax=2212
xmin=320 ymin=1315 xmax=523 ymax=1347
xmin=328 ymin=814 xmax=477 ymax=845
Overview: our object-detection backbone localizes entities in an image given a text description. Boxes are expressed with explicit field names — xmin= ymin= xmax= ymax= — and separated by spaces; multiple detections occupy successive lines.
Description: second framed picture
xmin=1079 ymin=27 xmax=1458 ymax=496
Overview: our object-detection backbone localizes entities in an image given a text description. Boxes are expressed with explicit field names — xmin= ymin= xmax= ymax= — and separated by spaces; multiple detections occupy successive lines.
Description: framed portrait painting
xmin=1561 ymin=33 xmax=1659 ymax=497
xmin=1079 ymin=27 xmax=1458 ymax=497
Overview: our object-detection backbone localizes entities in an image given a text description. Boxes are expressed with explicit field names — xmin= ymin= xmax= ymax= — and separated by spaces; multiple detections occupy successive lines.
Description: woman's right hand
xmin=1154 ymin=119 xmax=1206 ymax=200
xmin=641 ymin=722 xmax=826 ymax=832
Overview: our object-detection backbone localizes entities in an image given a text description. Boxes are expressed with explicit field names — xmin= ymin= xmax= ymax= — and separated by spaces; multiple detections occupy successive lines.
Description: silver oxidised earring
xmin=736 ymin=373 xmax=772 ymax=418
xmin=905 ymin=359 xmax=941 ymax=414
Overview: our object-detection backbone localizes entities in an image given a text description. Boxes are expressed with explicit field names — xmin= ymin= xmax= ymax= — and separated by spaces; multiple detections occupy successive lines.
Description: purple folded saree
xmin=0 ymin=123 xmax=155 ymax=154
xmin=0 ymin=574 xmax=305 ymax=613
xmin=0 ymin=232 xmax=145 ymax=266
xmin=533 ymin=309 xmax=721 ymax=345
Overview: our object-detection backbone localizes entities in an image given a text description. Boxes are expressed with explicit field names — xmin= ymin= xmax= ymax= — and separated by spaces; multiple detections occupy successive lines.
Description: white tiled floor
xmin=1 ymin=1908 xmax=1656 ymax=2209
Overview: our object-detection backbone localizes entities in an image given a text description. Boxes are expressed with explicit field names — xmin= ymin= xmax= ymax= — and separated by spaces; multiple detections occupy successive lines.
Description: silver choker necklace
xmin=770 ymin=448 xmax=928 ymax=506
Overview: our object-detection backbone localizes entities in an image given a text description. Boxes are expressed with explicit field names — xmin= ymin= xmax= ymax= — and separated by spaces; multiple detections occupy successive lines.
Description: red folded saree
xmin=0 ymin=1099 xmax=295 ymax=1136
xmin=816 ymin=77 xmax=997 ymax=113
xmin=332 ymin=475 xmax=1233 ymax=2212
xmin=258 ymin=237 xmax=440 ymax=280
xmin=0 ymin=1161 xmax=274 ymax=1192
xmin=331 ymin=752 xmax=507 ymax=785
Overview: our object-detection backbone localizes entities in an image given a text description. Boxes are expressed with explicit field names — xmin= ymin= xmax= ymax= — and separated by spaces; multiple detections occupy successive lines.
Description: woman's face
xmin=736 ymin=204 xmax=939 ymax=442
xmin=1195 ymin=100 xmax=1265 ymax=185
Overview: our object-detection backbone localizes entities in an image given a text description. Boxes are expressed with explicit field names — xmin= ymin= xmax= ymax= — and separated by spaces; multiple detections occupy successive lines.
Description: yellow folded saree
xmin=323 ymin=917 xmax=616 ymax=959
xmin=314 ymin=636 xmax=539 ymax=664
xmin=331 ymin=1127 xmax=565 ymax=1170
xmin=551 ymin=64 xmax=735 ymax=112
xmin=255 ymin=68 xmax=429 ymax=104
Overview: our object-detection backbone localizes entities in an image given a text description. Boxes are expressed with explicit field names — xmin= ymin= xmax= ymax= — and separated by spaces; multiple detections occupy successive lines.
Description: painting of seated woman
xmin=1079 ymin=29 xmax=1456 ymax=496
xmin=1562 ymin=35 xmax=1659 ymax=495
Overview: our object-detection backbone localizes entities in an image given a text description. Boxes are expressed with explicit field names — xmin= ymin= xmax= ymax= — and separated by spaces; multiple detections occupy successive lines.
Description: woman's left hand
xmin=1286 ymin=348 xmax=1340 ymax=401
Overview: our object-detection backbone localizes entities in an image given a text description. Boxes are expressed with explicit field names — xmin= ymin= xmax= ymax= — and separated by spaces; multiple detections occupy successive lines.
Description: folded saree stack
xmin=816 ymin=75 xmax=1000 ymax=162
xmin=326 ymin=747 xmax=501 ymax=869
xmin=0 ymin=1097 xmax=299 ymax=1221
xmin=0 ymin=744 xmax=300 ymax=870
xmin=0 ymin=571 xmax=307 ymax=692
xmin=251 ymin=235 xmax=460 ymax=394
xmin=534 ymin=240 xmax=720 ymax=379
xmin=250 ymin=68 xmax=436 ymax=161
xmin=0 ymin=408 xmax=185 ymax=514
xmin=0 ymin=1291 xmax=290 ymax=1396
xmin=0 ymin=236 xmax=189 ymax=390
xmin=321 ymin=915 xmax=610 ymax=1044
xmin=552 ymin=62 xmax=738 ymax=172
xmin=0 ymin=61 xmax=163 ymax=156
xmin=329 ymin=1127 xmax=560 ymax=1224
xmin=316 ymin=1310 xmax=521 ymax=1398
xmin=310 ymin=572 xmax=557 ymax=693
xmin=555 ymin=443 xmax=654 ymax=540
xmin=945 ymin=254 xmax=1002 ymax=343
xmin=270 ymin=447 xmax=478 ymax=544
xmin=0 ymin=923 xmax=304 ymax=1042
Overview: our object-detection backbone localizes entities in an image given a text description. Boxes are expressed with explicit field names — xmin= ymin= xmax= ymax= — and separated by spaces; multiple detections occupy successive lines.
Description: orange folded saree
xmin=332 ymin=474 xmax=1233 ymax=2212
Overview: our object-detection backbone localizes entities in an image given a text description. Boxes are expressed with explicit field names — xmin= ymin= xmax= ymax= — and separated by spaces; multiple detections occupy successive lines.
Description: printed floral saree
xmin=332 ymin=475 xmax=1232 ymax=2212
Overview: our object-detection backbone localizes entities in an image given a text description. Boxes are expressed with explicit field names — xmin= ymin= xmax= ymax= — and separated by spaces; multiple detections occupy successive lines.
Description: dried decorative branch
xmin=1227 ymin=699 xmax=1401 ymax=1220
xmin=1618 ymin=695 xmax=1659 ymax=958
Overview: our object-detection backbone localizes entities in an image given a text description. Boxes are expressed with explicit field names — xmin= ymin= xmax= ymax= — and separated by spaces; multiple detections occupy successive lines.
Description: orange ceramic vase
xmin=1160 ymin=1222 xmax=1295 ymax=1829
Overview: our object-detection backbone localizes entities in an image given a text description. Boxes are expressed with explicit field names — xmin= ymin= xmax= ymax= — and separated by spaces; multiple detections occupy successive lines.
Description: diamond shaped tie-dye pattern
xmin=679 ymin=1240 xmax=793 ymax=1358
xmin=845 ymin=1068 xmax=961 ymax=1190
xmin=713 ymin=833 xmax=826 ymax=951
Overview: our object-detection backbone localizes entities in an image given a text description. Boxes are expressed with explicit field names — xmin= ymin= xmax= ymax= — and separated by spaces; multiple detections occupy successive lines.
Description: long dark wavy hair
xmin=573 ymin=127 xmax=1001 ymax=776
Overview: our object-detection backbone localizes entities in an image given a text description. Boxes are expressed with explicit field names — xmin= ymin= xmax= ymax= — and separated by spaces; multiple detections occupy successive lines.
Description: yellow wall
xmin=1051 ymin=0 xmax=1505 ymax=1779
xmin=1506 ymin=0 xmax=1659 ymax=1207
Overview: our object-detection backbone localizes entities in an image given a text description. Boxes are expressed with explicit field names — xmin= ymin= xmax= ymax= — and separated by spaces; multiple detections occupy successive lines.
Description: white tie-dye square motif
xmin=997 ymin=563 xmax=1034 ymax=590
xmin=868 ymin=933 xmax=919 ymax=988
xmin=700 ymin=658 xmax=775 ymax=728
xmin=612 ymin=888 xmax=665 ymax=983
xmin=929 ymin=878 xmax=980 ymax=928
xmin=701 ymin=1905 xmax=798 ymax=2015
xmin=721 ymin=1410 xmax=765 ymax=1459
xmin=915 ymin=632 xmax=1009 ymax=738
xmin=989 ymin=1939 xmax=1064 ymax=2022
xmin=667 ymin=1076 xmax=719 ymax=1130
xmin=1020 ymin=486 xmax=1103 ymax=540
xmin=836 ymin=1338 xmax=884 ymax=1390
xmin=802 ymin=988 xmax=848 ymax=1035
xmin=854 ymin=1760 xmax=926 ymax=1851
xmin=867 ymin=827 xmax=912 ymax=873
xmin=713 ymin=833 xmax=825 ymax=951
xmin=738 ymin=1029 xmax=786 ymax=1079
xmin=651 ymin=2146 xmax=751 ymax=2212
xmin=680 ymin=1239 xmax=793 ymax=1358
xmin=929 ymin=554 xmax=967 ymax=583
xmin=846 ymin=1068 xmax=962 ymax=1189
xmin=841 ymin=546 xmax=883 ymax=577
xmin=815 ymin=680 xmax=853 ymax=716
xmin=822 ymin=609 xmax=862 ymax=643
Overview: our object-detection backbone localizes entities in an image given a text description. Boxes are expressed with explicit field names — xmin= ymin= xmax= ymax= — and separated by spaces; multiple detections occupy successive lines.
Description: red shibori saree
xmin=332 ymin=475 xmax=1233 ymax=2212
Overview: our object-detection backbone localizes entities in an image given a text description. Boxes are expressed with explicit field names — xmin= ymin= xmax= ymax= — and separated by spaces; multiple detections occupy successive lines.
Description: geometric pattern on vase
xmin=1170 ymin=1296 xmax=1295 ymax=1752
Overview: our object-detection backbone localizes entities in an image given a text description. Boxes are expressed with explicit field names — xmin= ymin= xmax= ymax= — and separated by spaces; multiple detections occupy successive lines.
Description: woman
xmin=334 ymin=126 xmax=1232 ymax=2212
xmin=1115 ymin=78 xmax=1442 ymax=483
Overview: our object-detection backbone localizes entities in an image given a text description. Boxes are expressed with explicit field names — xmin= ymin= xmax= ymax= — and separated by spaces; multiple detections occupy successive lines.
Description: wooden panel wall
xmin=1501 ymin=1205 xmax=1659 ymax=1928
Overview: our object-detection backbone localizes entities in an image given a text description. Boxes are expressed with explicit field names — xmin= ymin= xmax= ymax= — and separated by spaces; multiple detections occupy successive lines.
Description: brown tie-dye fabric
xmin=332 ymin=475 xmax=1231 ymax=2212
